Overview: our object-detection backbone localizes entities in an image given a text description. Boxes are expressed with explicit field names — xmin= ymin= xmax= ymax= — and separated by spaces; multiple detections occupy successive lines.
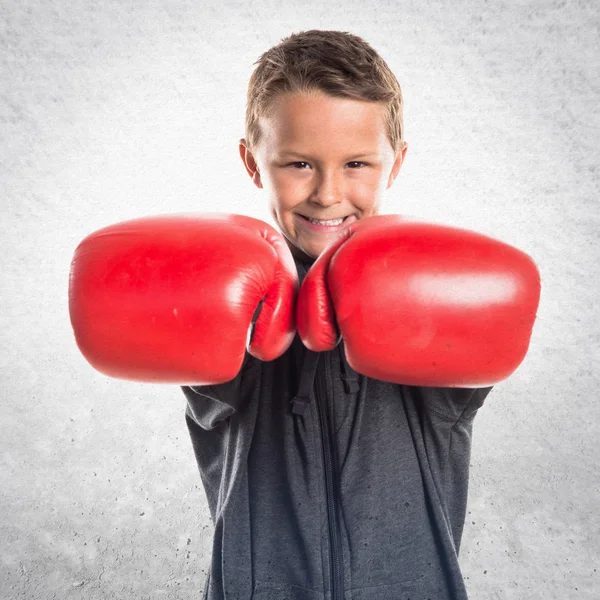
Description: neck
xmin=287 ymin=241 xmax=317 ymax=265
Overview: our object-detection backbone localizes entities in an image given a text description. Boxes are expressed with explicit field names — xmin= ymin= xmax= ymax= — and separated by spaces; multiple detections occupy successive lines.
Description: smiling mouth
xmin=297 ymin=214 xmax=353 ymax=224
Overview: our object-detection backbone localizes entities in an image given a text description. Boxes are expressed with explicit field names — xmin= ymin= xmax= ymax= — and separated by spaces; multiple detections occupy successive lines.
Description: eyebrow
xmin=279 ymin=151 xmax=379 ymax=161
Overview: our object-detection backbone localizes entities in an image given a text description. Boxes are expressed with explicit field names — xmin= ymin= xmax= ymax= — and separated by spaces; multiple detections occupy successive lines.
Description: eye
xmin=347 ymin=161 xmax=368 ymax=169
xmin=288 ymin=162 xmax=311 ymax=169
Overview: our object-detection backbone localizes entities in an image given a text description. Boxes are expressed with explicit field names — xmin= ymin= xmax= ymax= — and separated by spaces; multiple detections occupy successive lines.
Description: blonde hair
xmin=245 ymin=30 xmax=404 ymax=153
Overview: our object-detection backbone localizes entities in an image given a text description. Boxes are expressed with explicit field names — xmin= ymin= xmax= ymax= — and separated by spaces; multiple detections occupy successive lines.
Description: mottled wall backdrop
xmin=1 ymin=1 xmax=598 ymax=598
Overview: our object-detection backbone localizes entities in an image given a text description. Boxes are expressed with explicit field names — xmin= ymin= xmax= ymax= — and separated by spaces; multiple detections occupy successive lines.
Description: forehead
xmin=258 ymin=92 xmax=390 ymax=150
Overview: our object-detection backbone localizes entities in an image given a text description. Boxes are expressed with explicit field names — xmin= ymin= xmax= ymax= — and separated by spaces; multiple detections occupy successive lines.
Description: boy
xmin=183 ymin=31 xmax=491 ymax=600
xmin=69 ymin=29 xmax=539 ymax=600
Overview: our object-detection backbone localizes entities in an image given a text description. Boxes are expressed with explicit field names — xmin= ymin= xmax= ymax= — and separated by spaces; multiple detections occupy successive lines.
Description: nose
xmin=309 ymin=169 xmax=342 ymax=207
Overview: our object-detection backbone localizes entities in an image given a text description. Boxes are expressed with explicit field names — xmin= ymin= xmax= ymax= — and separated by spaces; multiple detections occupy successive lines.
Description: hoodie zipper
xmin=315 ymin=354 xmax=345 ymax=600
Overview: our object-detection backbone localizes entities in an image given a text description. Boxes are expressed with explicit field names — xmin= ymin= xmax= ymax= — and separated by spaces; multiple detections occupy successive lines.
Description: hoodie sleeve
xmin=420 ymin=386 xmax=494 ymax=423
xmin=181 ymin=351 xmax=260 ymax=431
xmin=405 ymin=385 xmax=494 ymax=551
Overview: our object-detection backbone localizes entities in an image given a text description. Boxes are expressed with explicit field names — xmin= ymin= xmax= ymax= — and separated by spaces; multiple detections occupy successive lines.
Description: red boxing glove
xmin=69 ymin=214 xmax=298 ymax=384
xmin=297 ymin=215 xmax=541 ymax=387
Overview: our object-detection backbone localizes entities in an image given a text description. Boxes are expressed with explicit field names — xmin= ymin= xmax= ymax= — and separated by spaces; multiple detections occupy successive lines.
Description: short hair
xmin=244 ymin=30 xmax=404 ymax=153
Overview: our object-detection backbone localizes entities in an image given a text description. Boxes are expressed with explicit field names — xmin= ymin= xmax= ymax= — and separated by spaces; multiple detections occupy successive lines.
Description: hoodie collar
xmin=290 ymin=259 xmax=359 ymax=416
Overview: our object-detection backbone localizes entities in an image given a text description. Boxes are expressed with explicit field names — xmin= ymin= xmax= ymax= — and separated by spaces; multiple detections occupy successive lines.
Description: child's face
xmin=239 ymin=92 xmax=407 ymax=260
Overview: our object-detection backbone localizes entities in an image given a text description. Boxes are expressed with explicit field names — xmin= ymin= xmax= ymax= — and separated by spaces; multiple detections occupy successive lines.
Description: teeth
xmin=308 ymin=217 xmax=345 ymax=226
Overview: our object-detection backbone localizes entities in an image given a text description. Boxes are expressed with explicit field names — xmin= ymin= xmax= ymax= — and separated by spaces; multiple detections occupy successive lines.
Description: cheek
xmin=271 ymin=173 xmax=309 ymax=209
xmin=350 ymin=173 xmax=387 ymax=207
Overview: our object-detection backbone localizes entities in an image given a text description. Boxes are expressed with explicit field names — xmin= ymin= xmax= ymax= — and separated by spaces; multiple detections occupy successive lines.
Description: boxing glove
xmin=297 ymin=215 xmax=541 ymax=387
xmin=69 ymin=214 xmax=298 ymax=384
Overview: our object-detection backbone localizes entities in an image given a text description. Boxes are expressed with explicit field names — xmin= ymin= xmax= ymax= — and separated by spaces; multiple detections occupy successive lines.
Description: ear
xmin=386 ymin=141 xmax=408 ymax=189
xmin=239 ymin=139 xmax=263 ymax=189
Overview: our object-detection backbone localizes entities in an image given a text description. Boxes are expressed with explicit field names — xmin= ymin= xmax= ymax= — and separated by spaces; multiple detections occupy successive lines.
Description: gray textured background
xmin=1 ymin=1 xmax=599 ymax=598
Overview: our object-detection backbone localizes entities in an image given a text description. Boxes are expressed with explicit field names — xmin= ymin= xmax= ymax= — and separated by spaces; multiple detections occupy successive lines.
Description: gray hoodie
xmin=182 ymin=258 xmax=493 ymax=600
